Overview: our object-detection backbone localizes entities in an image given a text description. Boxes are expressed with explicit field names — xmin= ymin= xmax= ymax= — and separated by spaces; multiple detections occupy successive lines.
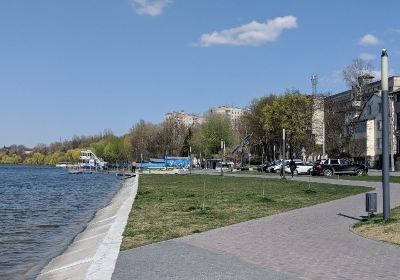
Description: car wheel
xmin=356 ymin=169 xmax=364 ymax=176
xmin=323 ymin=169 xmax=333 ymax=176
xmin=294 ymin=170 xmax=299 ymax=175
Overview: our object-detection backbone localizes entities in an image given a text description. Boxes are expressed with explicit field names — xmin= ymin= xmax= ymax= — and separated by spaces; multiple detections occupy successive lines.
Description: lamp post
xmin=282 ymin=129 xmax=286 ymax=179
xmin=381 ymin=49 xmax=390 ymax=221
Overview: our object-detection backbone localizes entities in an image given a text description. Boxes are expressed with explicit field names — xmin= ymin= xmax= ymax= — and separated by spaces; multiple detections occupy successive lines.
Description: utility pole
xmin=381 ymin=49 xmax=391 ymax=221
xmin=282 ymin=129 xmax=286 ymax=179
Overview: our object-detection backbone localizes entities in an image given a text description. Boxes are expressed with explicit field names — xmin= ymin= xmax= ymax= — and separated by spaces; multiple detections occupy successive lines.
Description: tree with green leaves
xmin=191 ymin=114 xmax=234 ymax=158
xmin=263 ymin=91 xmax=313 ymax=159
xmin=239 ymin=95 xmax=276 ymax=162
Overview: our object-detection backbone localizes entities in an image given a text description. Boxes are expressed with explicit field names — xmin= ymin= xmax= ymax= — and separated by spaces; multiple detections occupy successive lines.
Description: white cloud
xmin=359 ymin=52 xmax=376 ymax=61
xmin=197 ymin=15 xmax=298 ymax=47
xmin=359 ymin=34 xmax=380 ymax=46
xmin=320 ymin=70 xmax=344 ymax=89
xmin=130 ymin=0 xmax=171 ymax=16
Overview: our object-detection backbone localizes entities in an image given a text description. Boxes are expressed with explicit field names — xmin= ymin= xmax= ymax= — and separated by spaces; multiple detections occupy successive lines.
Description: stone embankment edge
xmin=36 ymin=174 xmax=139 ymax=280
xmin=85 ymin=175 xmax=139 ymax=279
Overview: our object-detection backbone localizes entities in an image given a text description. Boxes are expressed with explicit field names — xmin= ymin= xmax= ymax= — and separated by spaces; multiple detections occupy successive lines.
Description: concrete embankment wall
xmin=36 ymin=175 xmax=139 ymax=280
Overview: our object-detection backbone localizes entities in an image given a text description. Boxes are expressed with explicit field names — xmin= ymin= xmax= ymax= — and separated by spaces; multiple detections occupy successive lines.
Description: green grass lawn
xmin=121 ymin=174 xmax=371 ymax=250
xmin=353 ymin=207 xmax=400 ymax=245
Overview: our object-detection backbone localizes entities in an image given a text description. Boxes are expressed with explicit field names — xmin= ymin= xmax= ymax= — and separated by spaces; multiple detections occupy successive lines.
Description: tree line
xmin=0 ymin=58 xmax=376 ymax=165
xmin=1 ymin=91 xmax=327 ymax=165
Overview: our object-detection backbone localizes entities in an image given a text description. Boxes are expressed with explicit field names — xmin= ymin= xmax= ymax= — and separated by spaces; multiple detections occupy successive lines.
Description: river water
xmin=0 ymin=165 xmax=121 ymax=280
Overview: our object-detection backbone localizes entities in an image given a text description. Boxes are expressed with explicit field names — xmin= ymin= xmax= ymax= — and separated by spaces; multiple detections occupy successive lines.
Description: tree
xmin=239 ymin=95 xmax=276 ymax=161
xmin=342 ymin=58 xmax=374 ymax=102
xmin=348 ymin=137 xmax=367 ymax=160
xmin=158 ymin=118 xmax=188 ymax=157
xmin=263 ymin=91 xmax=314 ymax=159
xmin=191 ymin=114 xmax=234 ymax=158
xmin=128 ymin=120 xmax=161 ymax=161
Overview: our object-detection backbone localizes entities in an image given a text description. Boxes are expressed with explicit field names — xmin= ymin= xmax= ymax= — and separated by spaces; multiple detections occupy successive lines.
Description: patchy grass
xmin=121 ymin=174 xmax=371 ymax=250
xmin=353 ymin=207 xmax=400 ymax=245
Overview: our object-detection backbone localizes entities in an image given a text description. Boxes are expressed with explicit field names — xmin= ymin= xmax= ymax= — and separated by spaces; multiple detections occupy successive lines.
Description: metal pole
xmin=390 ymin=96 xmax=395 ymax=172
xmin=381 ymin=49 xmax=390 ymax=221
xmin=282 ymin=129 xmax=286 ymax=179
xmin=189 ymin=146 xmax=192 ymax=174
xmin=140 ymin=153 xmax=143 ymax=173
xmin=322 ymin=121 xmax=326 ymax=159
xmin=220 ymin=139 xmax=224 ymax=176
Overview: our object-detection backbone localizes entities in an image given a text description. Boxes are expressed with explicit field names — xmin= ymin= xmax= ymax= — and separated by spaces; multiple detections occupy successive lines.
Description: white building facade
xmin=164 ymin=111 xmax=205 ymax=127
xmin=209 ymin=105 xmax=245 ymax=129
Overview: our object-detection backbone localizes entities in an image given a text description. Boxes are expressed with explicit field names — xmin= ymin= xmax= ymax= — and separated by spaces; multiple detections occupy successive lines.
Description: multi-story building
xmin=164 ymin=111 xmax=205 ymax=127
xmin=328 ymin=76 xmax=400 ymax=168
xmin=327 ymin=76 xmax=400 ymax=121
xmin=311 ymin=96 xmax=325 ymax=146
xmin=352 ymin=92 xmax=383 ymax=167
xmin=209 ymin=105 xmax=245 ymax=129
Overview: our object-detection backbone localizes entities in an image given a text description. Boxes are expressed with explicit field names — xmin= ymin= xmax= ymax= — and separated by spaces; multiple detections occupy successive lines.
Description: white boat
xmin=79 ymin=150 xmax=107 ymax=170
xmin=55 ymin=162 xmax=73 ymax=168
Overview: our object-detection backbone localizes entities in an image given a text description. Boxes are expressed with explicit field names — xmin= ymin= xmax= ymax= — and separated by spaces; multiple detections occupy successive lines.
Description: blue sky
xmin=1 ymin=0 xmax=400 ymax=147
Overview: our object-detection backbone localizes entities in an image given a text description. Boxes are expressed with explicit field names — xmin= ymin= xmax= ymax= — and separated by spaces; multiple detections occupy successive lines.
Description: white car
xmin=270 ymin=159 xmax=302 ymax=173
xmin=284 ymin=162 xmax=313 ymax=175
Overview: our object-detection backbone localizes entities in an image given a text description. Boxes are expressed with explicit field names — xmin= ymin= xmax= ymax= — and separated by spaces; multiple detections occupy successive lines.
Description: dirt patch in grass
xmin=121 ymin=174 xmax=371 ymax=250
xmin=353 ymin=207 xmax=400 ymax=245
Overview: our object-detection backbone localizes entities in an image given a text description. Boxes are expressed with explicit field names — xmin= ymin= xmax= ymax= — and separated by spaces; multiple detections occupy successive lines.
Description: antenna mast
xmin=311 ymin=74 xmax=318 ymax=95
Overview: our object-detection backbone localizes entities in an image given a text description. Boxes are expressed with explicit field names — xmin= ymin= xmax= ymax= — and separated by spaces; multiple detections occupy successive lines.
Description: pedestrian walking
xmin=131 ymin=161 xmax=137 ymax=173
xmin=289 ymin=159 xmax=297 ymax=178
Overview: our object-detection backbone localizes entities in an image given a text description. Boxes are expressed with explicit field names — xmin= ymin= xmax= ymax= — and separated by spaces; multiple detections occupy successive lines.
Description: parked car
xmin=257 ymin=162 xmax=272 ymax=172
xmin=284 ymin=162 xmax=314 ymax=175
xmin=311 ymin=159 xmax=367 ymax=176
xmin=269 ymin=159 xmax=303 ymax=173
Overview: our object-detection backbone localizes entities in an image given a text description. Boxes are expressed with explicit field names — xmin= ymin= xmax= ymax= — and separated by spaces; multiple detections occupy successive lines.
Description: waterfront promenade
xmin=37 ymin=175 xmax=139 ymax=280
xmin=112 ymin=175 xmax=400 ymax=280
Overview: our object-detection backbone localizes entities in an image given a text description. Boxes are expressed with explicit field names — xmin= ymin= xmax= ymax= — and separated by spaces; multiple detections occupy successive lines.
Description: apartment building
xmin=209 ymin=105 xmax=245 ymax=129
xmin=164 ymin=111 xmax=205 ymax=127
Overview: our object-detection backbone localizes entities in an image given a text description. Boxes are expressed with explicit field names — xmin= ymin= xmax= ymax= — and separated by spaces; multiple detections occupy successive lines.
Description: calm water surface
xmin=0 ymin=165 xmax=121 ymax=280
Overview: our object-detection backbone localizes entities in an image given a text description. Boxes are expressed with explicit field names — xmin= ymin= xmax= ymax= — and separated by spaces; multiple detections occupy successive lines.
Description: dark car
xmin=311 ymin=159 xmax=367 ymax=176
xmin=257 ymin=162 xmax=272 ymax=172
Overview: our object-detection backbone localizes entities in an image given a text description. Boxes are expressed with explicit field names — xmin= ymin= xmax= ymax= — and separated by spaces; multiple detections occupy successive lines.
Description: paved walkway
xmin=112 ymin=175 xmax=400 ymax=280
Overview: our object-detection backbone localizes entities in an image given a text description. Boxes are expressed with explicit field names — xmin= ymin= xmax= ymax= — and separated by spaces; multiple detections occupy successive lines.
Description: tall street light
xmin=381 ymin=49 xmax=391 ymax=221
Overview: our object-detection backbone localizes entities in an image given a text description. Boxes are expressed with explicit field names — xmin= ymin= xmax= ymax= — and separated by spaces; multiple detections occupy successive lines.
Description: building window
xmin=377 ymin=120 xmax=382 ymax=130
xmin=355 ymin=122 xmax=366 ymax=133
xmin=397 ymin=138 xmax=400 ymax=154
xmin=377 ymin=138 xmax=382 ymax=150
xmin=397 ymin=112 xmax=400 ymax=130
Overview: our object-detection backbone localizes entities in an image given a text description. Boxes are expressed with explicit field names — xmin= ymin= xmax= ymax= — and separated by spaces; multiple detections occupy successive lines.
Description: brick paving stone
xmin=179 ymin=176 xmax=400 ymax=280
xmin=112 ymin=240 xmax=300 ymax=280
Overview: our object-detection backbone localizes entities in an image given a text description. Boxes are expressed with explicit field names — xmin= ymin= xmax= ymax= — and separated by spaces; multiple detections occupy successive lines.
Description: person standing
xmin=131 ymin=161 xmax=137 ymax=173
xmin=289 ymin=159 xmax=297 ymax=178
